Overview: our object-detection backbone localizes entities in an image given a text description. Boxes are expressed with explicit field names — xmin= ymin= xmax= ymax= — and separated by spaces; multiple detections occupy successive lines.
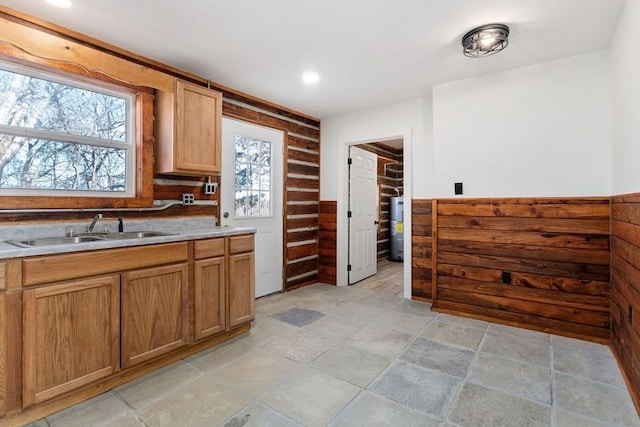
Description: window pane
xmin=0 ymin=134 xmax=126 ymax=191
xmin=234 ymin=135 xmax=272 ymax=217
xmin=0 ymin=69 xmax=127 ymax=142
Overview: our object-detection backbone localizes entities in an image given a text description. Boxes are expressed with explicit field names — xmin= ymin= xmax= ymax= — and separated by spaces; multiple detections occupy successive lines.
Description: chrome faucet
xmin=88 ymin=214 xmax=103 ymax=232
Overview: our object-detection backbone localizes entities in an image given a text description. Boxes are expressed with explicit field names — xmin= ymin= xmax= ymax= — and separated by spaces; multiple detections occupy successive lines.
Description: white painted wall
xmin=432 ymin=50 xmax=611 ymax=197
xmin=611 ymin=0 xmax=640 ymax=195
xmin=320 ymin=97 xmax=433 ymax=293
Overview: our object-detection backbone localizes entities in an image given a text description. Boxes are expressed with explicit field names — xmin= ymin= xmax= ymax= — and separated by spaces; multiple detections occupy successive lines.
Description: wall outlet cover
xmin=454 ymin=182 xmax=463 ymax=195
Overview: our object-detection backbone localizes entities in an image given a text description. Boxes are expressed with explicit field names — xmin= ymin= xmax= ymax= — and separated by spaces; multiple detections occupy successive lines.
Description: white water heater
xmin=389 ymin=196 xmax=404 ymax=261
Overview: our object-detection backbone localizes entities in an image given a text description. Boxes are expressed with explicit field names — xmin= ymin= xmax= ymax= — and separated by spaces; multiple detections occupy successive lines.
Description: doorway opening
xmin=348 ymin=139 xmax=404 ymax=295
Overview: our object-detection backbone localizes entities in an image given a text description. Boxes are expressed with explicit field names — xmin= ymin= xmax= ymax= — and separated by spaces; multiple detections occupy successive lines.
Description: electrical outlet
xmin=454 ymin=182 xmax=463 ymax=195
xmin=204 ymin=182 xmax=217 ymax=195
xmin=501 ymin=270 xmax=511 ymax=284
xmin=182 ymin=193 xmax=195 ymax=205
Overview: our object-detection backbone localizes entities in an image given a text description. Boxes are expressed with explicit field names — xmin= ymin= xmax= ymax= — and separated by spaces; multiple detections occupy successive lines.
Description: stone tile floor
xmin=30 ymin=281 xmax=640 ymax=427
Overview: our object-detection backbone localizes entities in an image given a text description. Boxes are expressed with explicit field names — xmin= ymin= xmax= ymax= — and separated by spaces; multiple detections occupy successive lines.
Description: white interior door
xmin=348 ymin=146 xmax=378 ymax=284
xmin=221 ymin=118 xmax=284 ymax=298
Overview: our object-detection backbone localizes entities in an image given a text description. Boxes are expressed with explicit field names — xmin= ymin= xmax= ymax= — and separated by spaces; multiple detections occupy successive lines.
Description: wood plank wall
xmin=0 ymin=10 xmax=322 ymax=292
xmin=318 ymin=201 xmax=338 ymax=285
xmin=358 ymin=143 xmax=403 ymax=259
xmin=611 ymin=192 xmax=640 ymax=409
xmin=412 ymin=199 xmax=433 ymax=301
xmin=433 ymin=198 xmax=611 ymax=341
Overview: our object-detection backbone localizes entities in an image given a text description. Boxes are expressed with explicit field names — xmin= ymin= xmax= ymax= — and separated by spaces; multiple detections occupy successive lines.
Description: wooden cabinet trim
xmin=23 ymin=242 xmax=188 ymax=286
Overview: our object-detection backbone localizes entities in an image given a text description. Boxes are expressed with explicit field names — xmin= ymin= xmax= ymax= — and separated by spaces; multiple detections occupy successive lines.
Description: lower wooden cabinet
xmin=194 ymin=256 xmax=225 ymax=340
xmin=228 ymin=251 xmax=255 ymax=328
xmin=121 ymin=263 xmax=189 ymax=368
xmin=22 ymin=275 xmax=120 ymax=406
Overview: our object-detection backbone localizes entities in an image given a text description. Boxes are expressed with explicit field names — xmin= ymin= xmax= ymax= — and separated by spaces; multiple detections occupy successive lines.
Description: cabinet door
xmin=227 ymin=252 xmax=255 ymax=328
xmin=194 ymin=257 xmax=225 ymax=340
xmin=176 ymin=80 xmax=222 ymax=174
xmin=121 ymin=263 xmax=188 ymax=368
xmin=23 ymin=275 xmax=120 ymax=406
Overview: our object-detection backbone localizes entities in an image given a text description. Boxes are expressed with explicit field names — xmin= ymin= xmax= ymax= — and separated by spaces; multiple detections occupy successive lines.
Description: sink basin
xmin=6 ymin=230 xmax=177 ymax=248
xmin=8 ymin=235 xmax=106 ymax=248
xmin=104 ymin=231 xmax=177 ymax=240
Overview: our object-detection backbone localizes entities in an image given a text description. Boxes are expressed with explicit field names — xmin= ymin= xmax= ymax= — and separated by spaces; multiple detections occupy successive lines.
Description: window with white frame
xmin=0 ymin=61 xmax=135 ymax=197
xmin=234 ymin=135 xmax=272 ymax=217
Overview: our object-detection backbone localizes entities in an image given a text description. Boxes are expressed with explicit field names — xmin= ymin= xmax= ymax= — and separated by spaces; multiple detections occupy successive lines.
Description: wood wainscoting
xmin=318 ymin=201 xmax=338 ymax=285
xmin=432 ymin=197 xmax=611 ymax=342
xmin=411 ymin=199 xmax=433 ymax=301
xmin=611 ymin=192 xmax=640 ymax=410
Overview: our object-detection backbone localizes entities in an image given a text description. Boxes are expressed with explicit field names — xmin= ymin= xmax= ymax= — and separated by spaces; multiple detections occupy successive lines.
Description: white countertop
xmin=0 ymin=226 xmax=256 ymax=259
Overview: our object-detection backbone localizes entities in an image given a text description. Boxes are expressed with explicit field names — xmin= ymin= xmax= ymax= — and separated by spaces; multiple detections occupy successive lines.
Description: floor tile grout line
xmin=443 ymin=322 xmax=490 ymax=425
xmin=550 ymin=334 xmax=558 ymax=427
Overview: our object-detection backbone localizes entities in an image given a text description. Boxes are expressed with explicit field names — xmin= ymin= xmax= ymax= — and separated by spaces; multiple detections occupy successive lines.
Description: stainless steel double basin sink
xmin=7 ymin=231 xmax=176 ymax=248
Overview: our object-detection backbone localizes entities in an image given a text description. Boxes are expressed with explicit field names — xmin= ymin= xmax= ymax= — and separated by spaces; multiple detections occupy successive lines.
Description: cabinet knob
xmin=223 ymin=212 xmax=229 ymax=218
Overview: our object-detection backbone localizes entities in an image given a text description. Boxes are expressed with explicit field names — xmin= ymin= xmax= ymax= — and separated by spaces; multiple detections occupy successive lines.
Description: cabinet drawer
xmin=228 ymin=235 xmax=254 ymax=255
xmin=23 ymin=242 xmax=188 ymax=286
xmin=194 ymin=238 xmax=225 ymax=259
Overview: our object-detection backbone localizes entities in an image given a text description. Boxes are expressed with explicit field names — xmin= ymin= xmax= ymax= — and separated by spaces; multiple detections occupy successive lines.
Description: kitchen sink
xmin=7 ymin=231 xmax=177 ymax=248
xmin=8 ymin=235 xmax=107 ymax=248
xmin=101 ymin=231 xmax=177 ymax=239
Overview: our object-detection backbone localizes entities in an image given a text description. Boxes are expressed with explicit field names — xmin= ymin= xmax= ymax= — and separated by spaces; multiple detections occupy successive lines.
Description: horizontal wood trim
xmin=437 ymin=252 xmax=609 ymax=282
xmin=438 ymin=263 xmax=610 ymax=297
xmin=288 ymin=229 xmax=320 ymax=244
xmin=286 ymin=204 xmax=319 ymax=216
xmin=437 ymin=278 xmax=609 ymax=313
xmin=287 ymin=243 xmax=318 ymax=261
xmin=438 ymin=240 xmax=610 ymax=265
xmin=434 ymin=300 xmax=610 ymax=342
xmin=23 ymin=243 xmax=188 ymax=286
xmin=287 ymin=258 xmax=319 ymax=278
xmin=438 ymin=216 xmax=609 ymax=234
xmin=438 ymin=201 xmax=610 ymax=219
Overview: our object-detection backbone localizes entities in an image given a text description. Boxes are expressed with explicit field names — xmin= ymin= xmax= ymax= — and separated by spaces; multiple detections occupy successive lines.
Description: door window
xmin=234 ymin=135 xmax=272 ymax=217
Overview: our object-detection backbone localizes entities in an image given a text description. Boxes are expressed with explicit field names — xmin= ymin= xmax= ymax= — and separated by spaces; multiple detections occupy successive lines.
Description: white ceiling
xmin=0 ymin=0 xmax=627 ymax=119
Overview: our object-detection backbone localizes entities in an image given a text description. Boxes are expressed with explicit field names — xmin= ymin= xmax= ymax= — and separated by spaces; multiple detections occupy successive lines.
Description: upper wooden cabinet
xmin=156 ymin=79 xmax=222 ymax=176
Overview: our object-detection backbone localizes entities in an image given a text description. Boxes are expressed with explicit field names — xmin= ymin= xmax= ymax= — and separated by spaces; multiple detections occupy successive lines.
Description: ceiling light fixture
xmin=461 ymin=23 xmax=509 ymax=58
xmin=46 ymin=0 xmax=72 ymax=7
xmin=302 ymin=71 xmax=320 ymax=85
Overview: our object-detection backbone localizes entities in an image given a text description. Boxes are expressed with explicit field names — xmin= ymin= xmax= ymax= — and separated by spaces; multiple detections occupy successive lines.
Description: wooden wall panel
xmin=434 ymin=198 xmax=611 ymax=342
xmin=412 ymin=199 xmax=433 ymax=301
xmin=318 ymin=201 xmax=337 ymax=285
xmin=611 ymin=192 xmax=640 ymax=412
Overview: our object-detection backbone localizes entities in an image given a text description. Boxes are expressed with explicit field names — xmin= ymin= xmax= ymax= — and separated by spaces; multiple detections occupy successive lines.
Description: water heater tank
xmin=389 ymin=196 xmax=404 ymax=261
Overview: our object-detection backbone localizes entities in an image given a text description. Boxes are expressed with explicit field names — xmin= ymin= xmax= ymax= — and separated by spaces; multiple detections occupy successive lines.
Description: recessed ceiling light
xmin=46 ymin=0 xmax=72 ymax=8
xmin=302 ymin=71 xmax=320 ymax=85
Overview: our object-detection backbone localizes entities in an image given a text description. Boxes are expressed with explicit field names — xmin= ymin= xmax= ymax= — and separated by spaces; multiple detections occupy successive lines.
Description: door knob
xmin=223 ymin=212 xmax=229 ymax=218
